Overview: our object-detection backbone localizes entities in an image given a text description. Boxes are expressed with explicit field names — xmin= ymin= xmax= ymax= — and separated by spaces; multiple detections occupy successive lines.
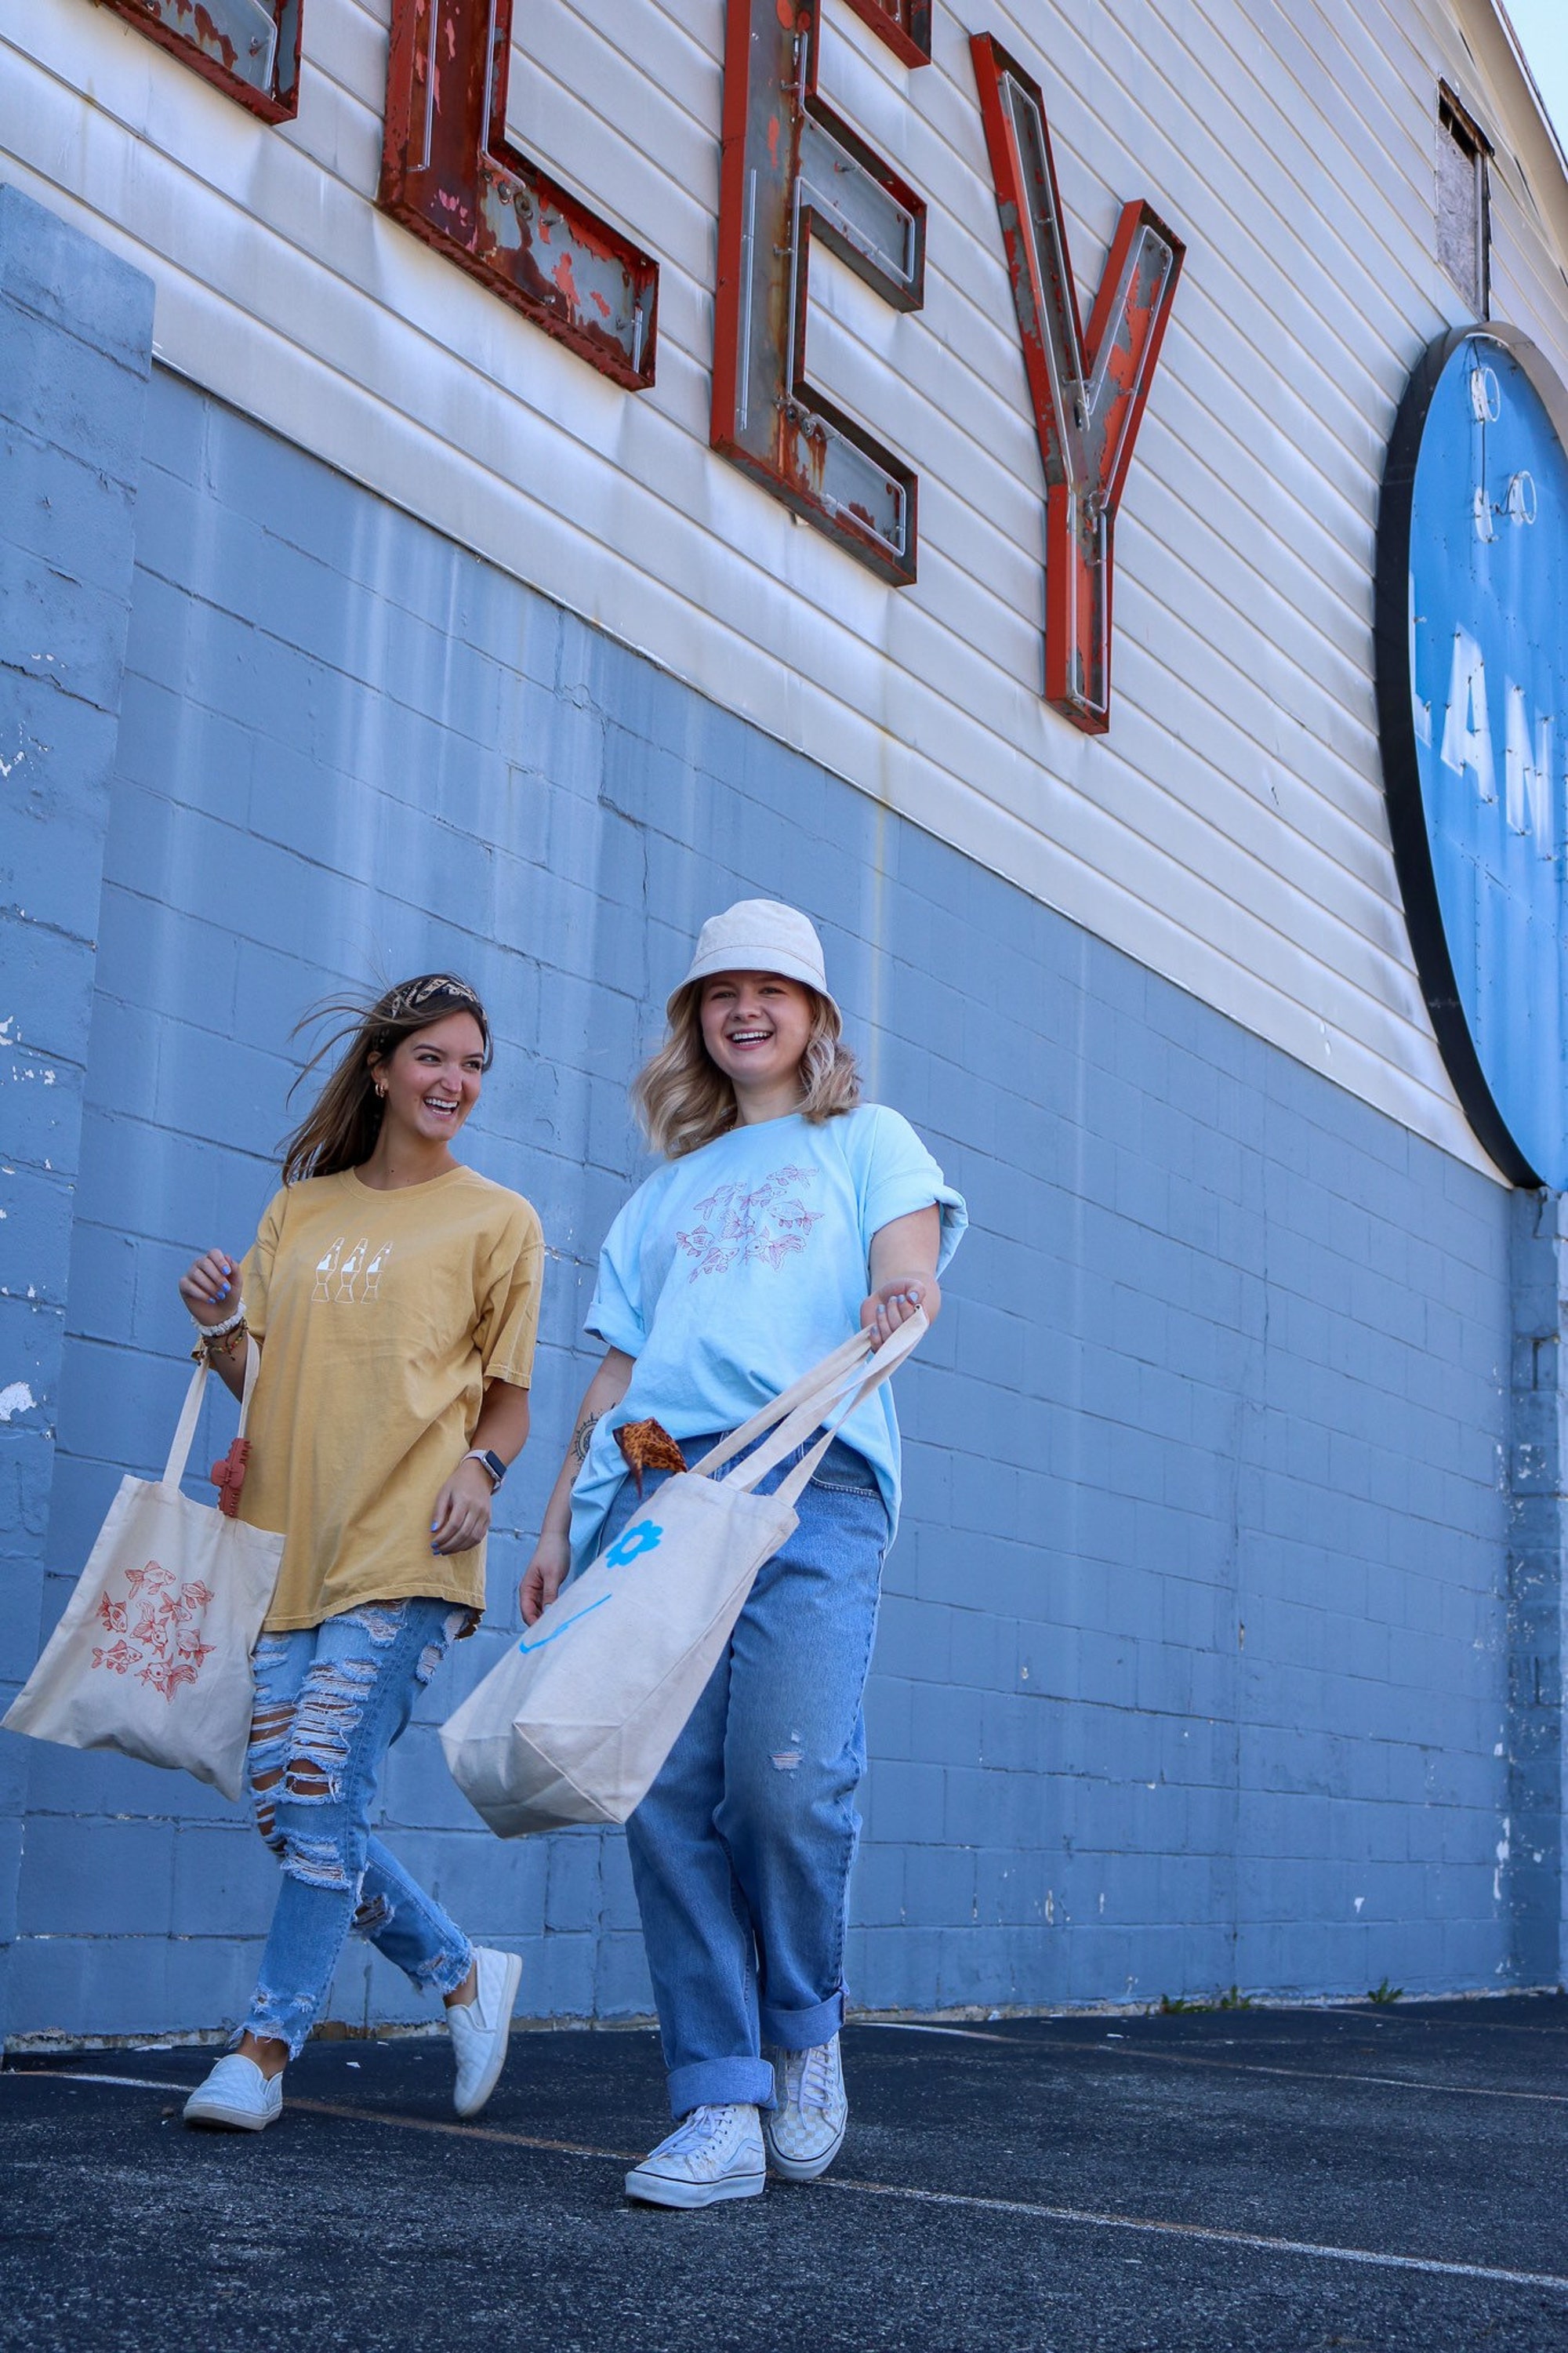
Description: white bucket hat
xmin=677 ymin=899 xmax=838 ymax=1018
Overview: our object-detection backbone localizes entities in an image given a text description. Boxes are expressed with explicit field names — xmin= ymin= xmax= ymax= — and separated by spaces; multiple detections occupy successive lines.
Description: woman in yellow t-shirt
xmin=174 ymin=974 xmax=543 ymax=2137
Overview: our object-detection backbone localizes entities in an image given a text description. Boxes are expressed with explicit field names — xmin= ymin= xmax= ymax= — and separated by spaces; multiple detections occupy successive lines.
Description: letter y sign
xmin=972 ymin=36 xmax=1184 ymax=734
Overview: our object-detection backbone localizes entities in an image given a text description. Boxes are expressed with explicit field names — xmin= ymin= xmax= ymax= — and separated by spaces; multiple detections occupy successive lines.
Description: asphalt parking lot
xmin=4 ymin=1996 xmax=1567 ymax=2352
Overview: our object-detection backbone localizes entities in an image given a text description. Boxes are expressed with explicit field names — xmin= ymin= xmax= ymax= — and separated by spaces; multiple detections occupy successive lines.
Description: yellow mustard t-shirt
xmin=238 ymin=1165 xmax=543 ymax=1631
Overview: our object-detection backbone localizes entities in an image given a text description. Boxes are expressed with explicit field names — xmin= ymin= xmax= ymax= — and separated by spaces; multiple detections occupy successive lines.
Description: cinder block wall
xmin=0 ymin=187 xmax=152 ymax=2046
xmin=3 ymin=349 xmax=1518 ymax=2042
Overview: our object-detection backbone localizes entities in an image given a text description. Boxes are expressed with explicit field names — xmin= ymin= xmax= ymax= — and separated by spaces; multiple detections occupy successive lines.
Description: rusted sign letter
xmin=712 ymin=0 xmax=929 ymax=586
xmin=379 ymin=0 xmax=659 ymax=391
xmin=94 ymin=0 xmax=301 ymax=120
xmin=972 ymin=34 xmax=1183 ymax=733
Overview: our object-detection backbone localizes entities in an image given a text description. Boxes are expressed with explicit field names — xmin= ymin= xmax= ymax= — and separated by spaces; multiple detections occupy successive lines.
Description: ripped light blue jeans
xmin=243 ymin=1598 xmax=474 ymax=2057
xmin=607 ymin=1437 xmax=891 ymax=2119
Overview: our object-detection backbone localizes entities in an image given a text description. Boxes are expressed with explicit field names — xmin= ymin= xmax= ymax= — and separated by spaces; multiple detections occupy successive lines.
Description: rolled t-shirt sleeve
xmin=477 ymin=1204 xmax=545 ymax=1387
xmin=238 ymin=1189 xmax=289 ymax=1344
xmin=584 ymin=1195 xmax=649 ymax=1359
xmin=857 ymin=1106 xmax=967 ymax=1273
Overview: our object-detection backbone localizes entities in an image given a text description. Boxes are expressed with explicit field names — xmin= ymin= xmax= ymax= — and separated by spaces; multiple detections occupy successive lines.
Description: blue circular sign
xmin=1377 ymin=327 xmax=1568 ymax=1186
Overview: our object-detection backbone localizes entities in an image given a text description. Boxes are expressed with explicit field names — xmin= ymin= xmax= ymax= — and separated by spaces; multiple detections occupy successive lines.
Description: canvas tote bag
xmin=3 ymin=1342 xmax=285 ymax=1801
xmin=442 ymin=1312 xmax=926 ymax=1838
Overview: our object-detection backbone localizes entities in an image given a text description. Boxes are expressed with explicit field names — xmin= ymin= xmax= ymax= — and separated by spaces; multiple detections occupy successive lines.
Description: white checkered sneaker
xmin=764 ymin=2034 xmax=848 ymax=2180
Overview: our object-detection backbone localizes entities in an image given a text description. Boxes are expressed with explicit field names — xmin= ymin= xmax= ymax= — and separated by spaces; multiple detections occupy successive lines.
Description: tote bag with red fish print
xmin=4 ymin=1344 xmax=283 ymax=1801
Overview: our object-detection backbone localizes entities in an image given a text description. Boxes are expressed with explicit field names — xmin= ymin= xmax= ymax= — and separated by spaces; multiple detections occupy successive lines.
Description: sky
xmin=1503 ymin=0 xmax=1568 ymax=153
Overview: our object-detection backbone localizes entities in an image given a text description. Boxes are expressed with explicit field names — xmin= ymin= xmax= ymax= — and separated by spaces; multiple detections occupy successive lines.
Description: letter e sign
xmin=711 ymin=0 xmax=930 ymax=586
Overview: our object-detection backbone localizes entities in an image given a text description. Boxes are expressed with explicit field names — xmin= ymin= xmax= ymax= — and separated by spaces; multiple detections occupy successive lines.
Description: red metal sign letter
xmin=379 ymin=0 xmax=659 ymax=391
xmin=712 ymin=0 xmax=928 ymax=586
xmin=972 ymin=34 xmax=1184 ymax=733
xmin=94 ymin=0 xmax=301 ymax=120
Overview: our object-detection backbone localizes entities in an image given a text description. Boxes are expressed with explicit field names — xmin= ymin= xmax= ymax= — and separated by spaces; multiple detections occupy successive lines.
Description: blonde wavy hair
xmin=633 ymin=979 xmax=860 ymax=1160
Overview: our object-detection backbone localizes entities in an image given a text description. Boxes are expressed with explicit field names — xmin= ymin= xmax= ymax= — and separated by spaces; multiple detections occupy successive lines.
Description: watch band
xmin=464 ymin=1447 xmax=506 ymax=1491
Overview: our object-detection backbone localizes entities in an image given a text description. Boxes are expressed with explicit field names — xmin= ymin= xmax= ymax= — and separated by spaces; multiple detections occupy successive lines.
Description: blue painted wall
xmin=0 ymin=187 xmax=153 ymax=2046
xmin=0 ymin=198 xmax=1525 ymax=2045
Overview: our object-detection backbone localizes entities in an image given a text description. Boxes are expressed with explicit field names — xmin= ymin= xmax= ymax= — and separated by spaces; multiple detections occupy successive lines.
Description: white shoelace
xmin=656 ymin=2104 xmax=745 ymax=2168
xmin=786 ymin=2043 xmax=837 ymax=2116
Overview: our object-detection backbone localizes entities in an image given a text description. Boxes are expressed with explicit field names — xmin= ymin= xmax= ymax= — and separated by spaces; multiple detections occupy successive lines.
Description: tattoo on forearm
xmin=570 ymin=1411 xmax=601 ymax=1467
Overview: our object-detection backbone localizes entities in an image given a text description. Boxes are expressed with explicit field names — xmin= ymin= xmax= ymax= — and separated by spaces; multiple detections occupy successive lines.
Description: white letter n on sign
xmin=971 ymin=34 xmax=1184 ymax=735
xmin=1505 ymin=683 xmax=1554 ymax=849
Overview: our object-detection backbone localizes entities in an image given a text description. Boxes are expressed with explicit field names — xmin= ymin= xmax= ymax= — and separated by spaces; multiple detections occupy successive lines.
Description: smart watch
xmin=464 ymin=1448 xmax=507 ymax=1491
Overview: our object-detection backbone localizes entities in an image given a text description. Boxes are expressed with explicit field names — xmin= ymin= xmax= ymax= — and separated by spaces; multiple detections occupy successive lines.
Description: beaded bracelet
xmin=191 ymin=1304 xmax=249 ymax=1366
xmin=191 ymin=1323 xmax=247 ymax=1367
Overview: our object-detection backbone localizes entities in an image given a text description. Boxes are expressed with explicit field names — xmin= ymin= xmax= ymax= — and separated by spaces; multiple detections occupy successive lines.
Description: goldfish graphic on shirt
xmin=674 ymin=1166 xmax=823 ymax=1280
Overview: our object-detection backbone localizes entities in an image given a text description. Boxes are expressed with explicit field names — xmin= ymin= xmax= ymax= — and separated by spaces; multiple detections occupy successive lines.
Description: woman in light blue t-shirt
xmin=521 ymin=900 xmax=965 ymax=2211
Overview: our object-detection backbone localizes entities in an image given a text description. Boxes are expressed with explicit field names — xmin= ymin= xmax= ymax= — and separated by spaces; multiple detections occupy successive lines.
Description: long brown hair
xmin=632 ymin=980 xmax=859 ymax=1160
xmin=280 ymin=974 xmax=493 ymax=1183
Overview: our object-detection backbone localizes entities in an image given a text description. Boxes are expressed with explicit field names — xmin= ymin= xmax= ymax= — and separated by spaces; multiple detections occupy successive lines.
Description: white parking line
xmin=1102 ymin=2046 xmax=1568 ymax=2108
xmin=13 ymin=2070 xmax=194 ymax=2094
xmin=862 ymin=2022 xmax=1014 ymax=2043
xmin=869 ymin=2026 xmax=1568 ymax=2107
xmin=12 ymin=2069 xmax=1568 ymax=2294
xmin=818 ymin=2176 xmax=1568 ymax=2292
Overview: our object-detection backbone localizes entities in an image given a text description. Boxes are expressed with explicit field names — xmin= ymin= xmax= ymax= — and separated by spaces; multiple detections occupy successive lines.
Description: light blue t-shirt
xmin=569 ymin=1104 xmax=967 ymax=1570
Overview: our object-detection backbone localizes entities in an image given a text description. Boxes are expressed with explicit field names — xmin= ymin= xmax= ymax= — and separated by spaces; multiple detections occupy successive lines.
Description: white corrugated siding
xmin=4 ymin=0 xmax=1566 ymax=1175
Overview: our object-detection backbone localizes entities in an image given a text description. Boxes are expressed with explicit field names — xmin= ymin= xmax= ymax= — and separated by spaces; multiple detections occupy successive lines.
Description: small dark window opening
xmin=1438 ymin=85 xmax=1492 ymax=317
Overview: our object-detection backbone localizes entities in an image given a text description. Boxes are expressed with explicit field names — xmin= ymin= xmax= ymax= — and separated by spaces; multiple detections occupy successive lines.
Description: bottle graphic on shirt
xmin=361 ymin=1242 xmax=393 ymax=1302
xmin=312 ymin=1236 xmax=346 ymax=1302
xmin=336 ymin=1238 xmax=369 ymax=1301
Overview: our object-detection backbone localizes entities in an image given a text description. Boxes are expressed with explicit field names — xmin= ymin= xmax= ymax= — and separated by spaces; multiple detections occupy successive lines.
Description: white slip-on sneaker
xmin=183 ymin=2053 xmax=284 ymax=2133
xmin=763 ymin=2034 xmax=848 ymax=2181
xmin=623 ymin=2102 xmax=768 ymax=2209
xmin=447 ymin=1945 xmax=523 ymax=2119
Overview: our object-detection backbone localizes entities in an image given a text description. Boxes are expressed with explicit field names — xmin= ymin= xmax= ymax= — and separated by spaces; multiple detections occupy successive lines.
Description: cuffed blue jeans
xmin=241 ymin=1598 xmax=474 ymax=2057
xmin=604 ymin=1437 xmax=891 ymax=2119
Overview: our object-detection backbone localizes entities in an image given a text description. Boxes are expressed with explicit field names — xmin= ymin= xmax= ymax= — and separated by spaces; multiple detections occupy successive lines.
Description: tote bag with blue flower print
xmin=441 ymin=1313 xmax=924 ymax=1837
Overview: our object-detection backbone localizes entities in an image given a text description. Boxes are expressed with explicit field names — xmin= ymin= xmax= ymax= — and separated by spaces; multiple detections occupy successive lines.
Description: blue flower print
xmin=606 ymin=1519 xmax=664 ymax=1570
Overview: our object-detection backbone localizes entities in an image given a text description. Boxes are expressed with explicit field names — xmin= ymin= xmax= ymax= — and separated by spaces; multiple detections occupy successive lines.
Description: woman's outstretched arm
xmin=518 ymin=1345 xmax=635 ymax=1623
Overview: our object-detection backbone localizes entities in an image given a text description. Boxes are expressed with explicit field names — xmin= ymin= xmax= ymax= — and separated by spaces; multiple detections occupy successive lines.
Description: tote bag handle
xmin=743 ymin=1311 xmax=926 ymax=1509
xmin=160 ymin=1338 xmax=262 ymax=1495
xmin=691 ymin=1327 xmax=875 ymax=1484
xmin=689 ymin=1311 xmax=926 ymax=1509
